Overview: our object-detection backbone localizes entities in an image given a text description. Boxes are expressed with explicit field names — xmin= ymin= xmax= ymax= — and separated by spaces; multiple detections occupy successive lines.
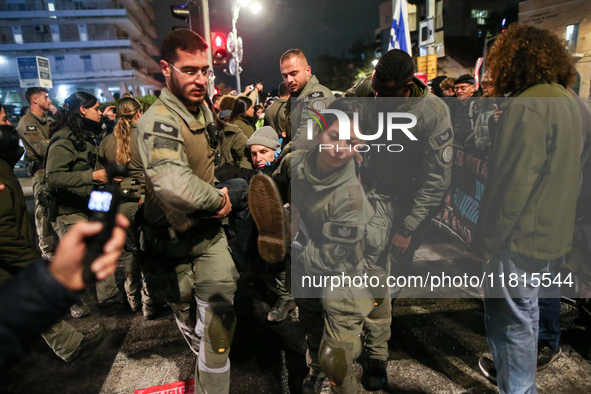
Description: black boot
xmin=301 ymin=374 xmax=325 ymax=394
xmin=361 ymin=359 xmax=388 ymax=391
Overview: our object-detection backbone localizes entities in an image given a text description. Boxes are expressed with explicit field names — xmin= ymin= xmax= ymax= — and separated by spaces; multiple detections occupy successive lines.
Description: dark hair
xmin=486 ymin=23 xmax=576 ymax=96
xmin=280 ymin=48 xmax=306 ymax=64
xmin=49 ymin=91 xmax=98 ymax=141
xmin=430 ymin=76 xmax=447 ymax=97
xmin=25 ymin=87 xmax=49 ymax=104
xmin=374 ymin=49 xmax=414 ymax=85
xmin=254 ymin=104 xmax=263 ymax=113
xmin=229 ymin=96 xmax=253 ymax=123
xmin=321 ymin=99 xmax=373 ymax=136
xmin=212 ymin=94 xmax=222 ymax=104
xmin=278 ymin=82 xmax=289 ymax=97
xmin=161 ymin=29 xmax=208 ymax=64
xmin=219 ymin=95 xmax=236 ymax=112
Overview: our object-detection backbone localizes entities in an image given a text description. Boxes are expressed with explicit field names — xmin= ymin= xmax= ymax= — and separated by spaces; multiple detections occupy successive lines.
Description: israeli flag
xmin=389 ymin=0 xmax=412 ymax=56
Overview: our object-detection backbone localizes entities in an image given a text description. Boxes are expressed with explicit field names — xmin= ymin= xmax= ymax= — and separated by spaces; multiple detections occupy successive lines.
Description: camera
xmin=81 ymin=164 xmax=128 ymax=284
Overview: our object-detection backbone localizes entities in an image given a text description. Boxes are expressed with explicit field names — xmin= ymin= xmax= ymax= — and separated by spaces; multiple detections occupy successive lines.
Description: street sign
xmin=17 ymin=56 xmax=52 ymax=88
xmin=417 ymin=54 xmax=437 ymax=81
xmin=419 ymin=19 xmax=435 ymax=46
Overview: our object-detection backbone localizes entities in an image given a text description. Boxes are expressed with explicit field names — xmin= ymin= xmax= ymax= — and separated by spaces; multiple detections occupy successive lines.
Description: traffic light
xmin=171 ymin=5 xmax=190 ymax=22
xmin=211 ymin=32 xmax=228 ymax=66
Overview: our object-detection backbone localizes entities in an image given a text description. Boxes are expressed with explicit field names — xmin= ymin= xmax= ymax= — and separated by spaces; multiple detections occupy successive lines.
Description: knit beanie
xmin=246 ymin=126 xmax=280 ymax=150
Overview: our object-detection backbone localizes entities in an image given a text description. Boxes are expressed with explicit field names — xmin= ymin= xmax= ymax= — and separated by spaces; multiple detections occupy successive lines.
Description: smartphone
xmin=249 ymin=86 xmax=255 ymax=91
xmin=81 ymin=165 xmax=127 ymax=284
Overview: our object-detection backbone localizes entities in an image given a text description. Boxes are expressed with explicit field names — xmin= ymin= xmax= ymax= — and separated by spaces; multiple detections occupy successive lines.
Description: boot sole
xmin=249 ymin=174 xmax=287 ymax=263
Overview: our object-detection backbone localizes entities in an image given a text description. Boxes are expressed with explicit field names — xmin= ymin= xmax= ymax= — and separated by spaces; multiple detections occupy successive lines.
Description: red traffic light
xmin=211 ymin=32 xmax=228 ymax=66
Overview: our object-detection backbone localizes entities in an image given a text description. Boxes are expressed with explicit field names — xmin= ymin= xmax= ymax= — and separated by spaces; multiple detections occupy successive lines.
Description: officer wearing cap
xmin=280 ymin=49 xmax=334 ymax=150
xmin=16 ymin=87 xmax=56 ymax=259
xmin=136 ymin=29 xmax=236 ymax=393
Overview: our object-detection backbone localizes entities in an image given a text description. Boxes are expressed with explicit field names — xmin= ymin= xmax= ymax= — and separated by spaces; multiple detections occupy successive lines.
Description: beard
xmin=169 ymin=71 xmax=204 ymax=108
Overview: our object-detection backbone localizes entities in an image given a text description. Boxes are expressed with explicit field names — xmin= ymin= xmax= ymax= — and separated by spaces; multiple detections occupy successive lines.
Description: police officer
xmin=264 ymin=82 xmax=290 ymax=140
xmin=280 ymin=49 xmax=334 ymax=150
xmin=136 ymin=29 xmax=236 ymax=394
xmin=16 ymin=87 xmax=57 ymax=259
xmin=46 ymin=91 xmax=123 ymax=317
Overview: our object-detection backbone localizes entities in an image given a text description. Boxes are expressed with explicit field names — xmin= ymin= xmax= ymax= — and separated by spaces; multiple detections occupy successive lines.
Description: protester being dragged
xmin=229 ymin=96 xmax=256 ymax=138
xmin=215 ymin=126 xmax=281 ymax=184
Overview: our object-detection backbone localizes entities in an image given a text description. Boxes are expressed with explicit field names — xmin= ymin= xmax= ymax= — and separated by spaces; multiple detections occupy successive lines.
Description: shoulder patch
xmin=25 ymin=125 xmax=39 ymax=132
xmin=442 ymin=145 xmax=453 ymax=163
xmin=311 ymin=100 xmax=327 ymax=110
xmin=435 ymin=129 xmax=452 ymax=146
xmin=153 ymin=136 xmax=179 ymax=151
xmin=329 ymin=224 xmax=358 ymax=240
xmin=153 ymin=122 xmax=179 ymax=138
xmin=308 ymin=91 xmax=325 ymax=98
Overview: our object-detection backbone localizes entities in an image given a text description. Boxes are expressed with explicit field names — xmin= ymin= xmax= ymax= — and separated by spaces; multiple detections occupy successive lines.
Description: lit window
xmin=471 ymin=10 xmax=489 ymax=26
xmin=566 ymin=24 xmax=579 ymax=52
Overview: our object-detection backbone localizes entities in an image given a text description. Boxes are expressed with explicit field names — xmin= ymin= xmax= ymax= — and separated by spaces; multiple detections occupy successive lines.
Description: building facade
xmin=0 ymin=0 xmax=162 ymax=109
xmin=519 ymin=0 xmax=591 ymax=97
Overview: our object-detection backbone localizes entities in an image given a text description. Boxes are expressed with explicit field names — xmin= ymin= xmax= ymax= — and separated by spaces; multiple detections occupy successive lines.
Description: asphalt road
xmin=2 ymin=175 xmax=590 ymax=394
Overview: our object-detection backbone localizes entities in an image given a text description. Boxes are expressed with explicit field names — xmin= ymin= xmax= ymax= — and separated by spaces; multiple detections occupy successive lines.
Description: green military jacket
xmin=362 ymin=77 xmax=453 ymax=233
xmin=16 ymin=110 xmax=52 ymax=167
xmin=264 ymin=98 xmax=287 ymax=137
xmin=0 ymin=156 xmax=39 ymax=284
xmin=136 ymin=87 xmax=224 ymax=229
xmin=96 ymin=123 xmax=145 ymax=200
xmin=45 ymin=127 xmax=97 ymax=215
xmin=278 ymin=149 xmax=374 ymax=276
xmin=232 ymin=115 xmax=255 ymax=138
xmin=474 ymin=83 xmax=582 ymax=260
xmin=218 ymin=123 xmax=252 ymax=169
xmin=287 ymin=75 xmax=334 ymax=150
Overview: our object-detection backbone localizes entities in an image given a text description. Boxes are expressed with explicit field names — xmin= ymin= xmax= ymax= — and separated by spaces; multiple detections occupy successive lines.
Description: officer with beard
xmin=280 ymin=49 xmax=334 ymax=151
xmin=136 ymin=29 xmax=235 ymax=394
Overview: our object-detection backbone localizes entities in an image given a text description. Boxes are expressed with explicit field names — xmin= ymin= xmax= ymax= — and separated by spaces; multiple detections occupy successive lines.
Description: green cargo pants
xmin=33 ymin=170 xmax=57 ymax=259
xmin=167 ymin=232 xmax=239 ymax=394
xmin=53 ymin=212 xmax=119 ymax=301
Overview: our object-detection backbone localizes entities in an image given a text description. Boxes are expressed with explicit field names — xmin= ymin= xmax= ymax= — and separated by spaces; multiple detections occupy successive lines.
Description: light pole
xmin=230 ymin=0 xmax=262 ymax=92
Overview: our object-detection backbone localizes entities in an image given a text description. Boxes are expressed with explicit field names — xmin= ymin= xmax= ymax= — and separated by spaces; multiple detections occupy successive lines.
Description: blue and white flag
xmin=389 ymin=0 xmax=412 ymax=56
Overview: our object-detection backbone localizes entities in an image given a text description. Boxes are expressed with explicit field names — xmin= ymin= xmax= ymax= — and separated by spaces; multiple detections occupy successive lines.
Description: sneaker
xmin=70 ymin=302 xmax=90 ymax=318
xmin=98 ymin=293 xmax=125 ymax=308
xmin=478 ymin=356 xmax=497 ymax=383
xmin=249 ymin=174 xmax=288 ymax=263
xmin=361 ymin=359 xmax=388 ymax=391
xmin=537 ymin=345 xmax=562 ymax=371
xmin=301 ymin=374 xmax=325 ymax=394
xmin=63 ymin=324 xmax=106 ymax=362
xmin=267 ymin=297 xmax=296 ymax=322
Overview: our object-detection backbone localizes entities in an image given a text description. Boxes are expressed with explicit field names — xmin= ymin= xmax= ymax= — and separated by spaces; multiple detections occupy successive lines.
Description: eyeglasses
xmin=169 ymin=63 xmax=214 ymax=79
xmin=454 ymin=85 xmax=472 ymax=92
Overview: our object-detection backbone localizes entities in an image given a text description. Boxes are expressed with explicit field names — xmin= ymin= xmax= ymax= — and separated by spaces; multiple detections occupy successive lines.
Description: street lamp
xmin=229 ymin=0 xmax=262 ymax=92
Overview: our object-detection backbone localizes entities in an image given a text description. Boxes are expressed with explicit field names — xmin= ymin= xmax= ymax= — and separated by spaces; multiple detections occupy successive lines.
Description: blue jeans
xmin=483 ymin=248 xmax=556 ymax=394
xmin=538 ymin=260 xmax=561 ymax=349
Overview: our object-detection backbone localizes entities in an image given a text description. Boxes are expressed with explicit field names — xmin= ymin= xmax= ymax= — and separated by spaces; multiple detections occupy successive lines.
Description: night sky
xmin=151 ymin=0 xmax=387 ymax=93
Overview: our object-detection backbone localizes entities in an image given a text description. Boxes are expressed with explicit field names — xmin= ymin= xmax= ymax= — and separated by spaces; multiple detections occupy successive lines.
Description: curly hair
xmin=113 ymin=97 xmax=142 ymax=165
xmin=485 ymin=23 xmax=576 ymax=96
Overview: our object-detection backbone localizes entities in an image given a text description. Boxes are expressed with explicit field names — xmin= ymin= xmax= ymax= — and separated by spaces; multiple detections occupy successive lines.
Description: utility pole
xmin=202 ymin=0 xmax=215 ymax=97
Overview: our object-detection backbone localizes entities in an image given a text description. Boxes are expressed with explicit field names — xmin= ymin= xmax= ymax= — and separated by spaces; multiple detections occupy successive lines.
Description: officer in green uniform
xmin=16 ymin=87 xmax=57 ymax=259
xmin=0 ymin=122 xmax=104 ymax=363
xmin=280 ymin=49 xmax=334 ymax=150
xmin=136 ymin=29 xmax=236 ymax=394
xmin=46 ymin=91 xmax=122 ymax=316
xmin=264 ymin=82 xmax=290 ymax=139
xmin=96 ymin=97 xmax=157 ymax=317
xmin=348 ymin=49 xmax=453 ymax=299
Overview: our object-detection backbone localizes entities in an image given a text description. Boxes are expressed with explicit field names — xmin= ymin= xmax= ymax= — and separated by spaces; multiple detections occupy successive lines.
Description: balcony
xmin=0 ymin=38 xmax=132 ymax=55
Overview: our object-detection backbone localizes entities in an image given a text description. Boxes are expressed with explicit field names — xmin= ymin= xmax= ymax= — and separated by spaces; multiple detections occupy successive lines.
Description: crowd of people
xmin=0 ymin=22 xmax=590 ymax=394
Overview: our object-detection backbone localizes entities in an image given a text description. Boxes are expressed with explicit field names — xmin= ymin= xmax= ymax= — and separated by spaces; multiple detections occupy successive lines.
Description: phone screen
xmin=88 ymin=191 xmax=112 ymax=212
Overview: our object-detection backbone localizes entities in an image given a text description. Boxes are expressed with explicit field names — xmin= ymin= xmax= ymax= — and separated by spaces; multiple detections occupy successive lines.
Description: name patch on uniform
xmin=153 ymin=122 xmax=179 ymax=138
xmin=153 ymin=136 xmax=179 ymax=151
xmin=308 ymin=91 xmax=324 ymax=98
xmin=435 ymin=129 xmax=452 ymax=146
